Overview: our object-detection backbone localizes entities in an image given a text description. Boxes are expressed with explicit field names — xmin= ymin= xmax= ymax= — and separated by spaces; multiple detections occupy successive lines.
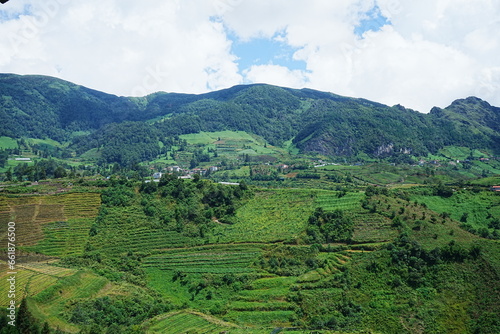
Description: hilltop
xmin=0 ymin=74 xmax=499 ymax=164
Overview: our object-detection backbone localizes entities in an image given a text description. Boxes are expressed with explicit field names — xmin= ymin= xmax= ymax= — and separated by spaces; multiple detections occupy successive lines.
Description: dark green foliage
xmin=12 ymin=159 xmax=70 ymax=181
xmin=1 ymin=74 xmax=499 ymax=160
xmin=296 ymin=172 xmax=321 ymax=179
xmin=306 ymin=208 xmax=354 ymax=243
xmin=387 ymin=234 xmax=481 ymax=287
xmin=0 ymin=74 xmax=141 ymax=141
xmin=101 ymin=185 xmax=135 ymax=207
xmin=69 ymin=294 xmax=170 ymax=328
xmin=433 ymin=181 xmax=454 ymax=198
xmin=72 ymin=122 xmax=161 ymax=167
xmin=16 ymin=299 xmax=39 ymax=334
xmin=41 ymin=322 xmax=50 ymax=334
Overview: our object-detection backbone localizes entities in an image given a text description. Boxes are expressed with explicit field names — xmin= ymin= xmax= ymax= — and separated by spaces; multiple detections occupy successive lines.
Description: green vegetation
xmin=1 ymin=74 xmax=500 ymax=172
xmin=1 ymin=74 xmax=500 ymax=333
xmin=1 ymin=169 xmax=499 ymax=333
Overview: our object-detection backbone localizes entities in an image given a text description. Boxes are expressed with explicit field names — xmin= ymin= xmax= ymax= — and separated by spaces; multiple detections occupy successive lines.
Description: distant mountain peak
xmin=1 ymin=73 xmax=499 ymax=156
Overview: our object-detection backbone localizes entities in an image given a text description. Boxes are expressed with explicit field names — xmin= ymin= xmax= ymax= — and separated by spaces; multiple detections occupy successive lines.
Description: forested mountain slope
xmin=1 ymin=74 xmax=499 ymax=158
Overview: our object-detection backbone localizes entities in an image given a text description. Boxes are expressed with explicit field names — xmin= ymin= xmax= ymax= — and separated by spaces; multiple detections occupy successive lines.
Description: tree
xmin=41 ymin=322 xmax=51 ymax=334
xmin=4 ymin=168 xmax=12 ymax=182
xmin=0 ymin=150 xmax=8 ymax=168
xmin=17 ymin=298 xmax=39 ymax=334
xmin=190 ymin=158 xmax=197 ymax=169
xmin=54 ymin=166 xmax=67 ymax=178
xmin=307 ymin=208 xmax=354 ymax=243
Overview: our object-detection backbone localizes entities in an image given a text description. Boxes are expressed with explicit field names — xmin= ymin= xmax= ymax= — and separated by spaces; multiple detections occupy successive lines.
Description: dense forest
xmin=1 ymin=74 xmax=499 ymax=165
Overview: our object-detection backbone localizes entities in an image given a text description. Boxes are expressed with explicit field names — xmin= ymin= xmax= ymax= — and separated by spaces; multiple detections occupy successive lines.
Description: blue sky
xmin=228 ymin=6 xmax=389 ymax=78
xmin=354 ymin=5 xmax=390 ymax=37
xmin=229 ymin=32 xmax=308 ymax=74
xmin=0 ymin=0 xmax=499 ymax=112
xmin=0 ymin=3 xmax=30 ymax=21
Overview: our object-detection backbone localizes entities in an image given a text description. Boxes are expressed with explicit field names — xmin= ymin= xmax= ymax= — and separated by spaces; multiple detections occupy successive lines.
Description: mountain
xmin=1 ymin=73 xmax=499 ymax=158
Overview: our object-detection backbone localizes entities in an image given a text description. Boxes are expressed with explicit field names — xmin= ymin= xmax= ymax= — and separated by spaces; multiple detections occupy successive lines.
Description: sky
xmin=0 ymin=0 xmax=499 ymax=112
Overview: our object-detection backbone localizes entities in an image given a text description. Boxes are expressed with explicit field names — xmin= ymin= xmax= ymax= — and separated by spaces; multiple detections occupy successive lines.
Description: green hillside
xmin=1 ymin=74 xmax=500 ymax=333
xmin=1 ymin=74 xmax=499 ymax=164
xmin=1 ymin=176 xmax=498 ymax=333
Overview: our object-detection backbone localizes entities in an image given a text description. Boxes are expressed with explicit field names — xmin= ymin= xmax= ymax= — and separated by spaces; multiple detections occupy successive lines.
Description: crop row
xmin=147 ymin=312 xmax=225 ymax=334
xmin=29 ymin=221 xmax=92 ymax=256
xmin=143 ymin=248 xmax=260 ymax=274
xmin=0 ymin=269 xmax=33 ymax=306
xmin=20 ymin=262 xmax=76 ymax=277
xmin=58 ymin=193 xmax=101 ymax=219
xmin=315 ymin=191 xmax=364 ymax=211
xmin=95 ymin=229 xmax=201 ymax=255
xmin=229 ymin=301 xmax=294 ymax=311
xmin=223 ymin=310 xmax=295 ymax=327
xmin=145 ymin=251 xmax=258 ymax=263
xmin=0 ymin=265 xmax=71 ymax=307
xmin=7 ymin=220 xmax=45 ymax=247
xmin=352 ymin=213 xmax=396 ymax=242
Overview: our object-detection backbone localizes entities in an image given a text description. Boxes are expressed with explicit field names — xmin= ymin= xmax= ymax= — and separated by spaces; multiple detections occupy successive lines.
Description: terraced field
xmin=143 ymin=311 xmax=239 ymax=334
xmin=0 ymin=192 xmax=101 ymax=252
xmin=90 ymin=205 xmax=204 ymax=255
xmin=0 ymin=262 xmax=77 ymax=307
xmin=296 ymin=253 xmax=351 ymax=284
xmin=315 ymin=190 xmax=364 ymax=211
xmin=351 ymin=212 xmax=396 ymax=243
xmin=30 ymin=271 xmax=110 ymax=333
xmin=179 ymin=131 xmax=284 ymax=160
xmin=143 ymin=244 xmax=264 ymax=274
xmin=29 ymin=219 xmax=94 ymax=256
xmin=224 ymin=276 xmax=297 ymax=327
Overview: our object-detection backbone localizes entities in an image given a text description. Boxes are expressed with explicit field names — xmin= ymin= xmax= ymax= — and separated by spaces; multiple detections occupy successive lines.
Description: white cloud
xmin=0 ymin=0 xmax=242 ymax=96
xmin=244 ymin=64 xmax=309 ymax=88
xmin=0 ymin=0 xmax=499 ymax=112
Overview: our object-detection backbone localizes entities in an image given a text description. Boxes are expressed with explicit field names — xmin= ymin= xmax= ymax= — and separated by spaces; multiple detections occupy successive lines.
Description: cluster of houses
xmin=151 ymin=166 xmax=219 ymax=180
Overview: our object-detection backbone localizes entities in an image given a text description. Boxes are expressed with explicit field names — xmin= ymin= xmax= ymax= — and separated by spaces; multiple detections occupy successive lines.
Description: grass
xmin=211 ymin=189 xmax=317 ymax=243
xmin=0 ymin=262 xmax=77 ymax=307
xmin=225 ymin=276 xmax=298 ymax=327
xmin=0 ymin=180 xmax=497 ymax=333
xmin=26 ymin=138 xmax=64 ymax=148
xmin=315 ymin=190 xmax=364 ymax=211
xmin=28 ymin=219 xmax=94 ymax=256
xmin=88 ymin=204 xmax=204 ymax=256
xmin=411 ymin=189 xmax=500 ymax=233
xmin=297 ymin=253 xmax=349 ymax=283
xmin=351 ymin=212 xmax=397 ymax=243
xmin=144 ymin=244 xmax=265 ymax=307
xmin=438 ymin=146 xmax=490 ymax=160
xmin=179 ymin=131 xmax=288 ymax=163
xmin=0 ymin=262 xmax=79 ymax=310
xmin=470 ymin=175 xmax=500 ymax=186
xmin=0 ymin=136 xmax=18 ymax=149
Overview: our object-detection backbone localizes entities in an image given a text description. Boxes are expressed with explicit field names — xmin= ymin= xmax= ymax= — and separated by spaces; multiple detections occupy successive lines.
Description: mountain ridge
xmin=1 ymin=73 xmax=499 ymax=159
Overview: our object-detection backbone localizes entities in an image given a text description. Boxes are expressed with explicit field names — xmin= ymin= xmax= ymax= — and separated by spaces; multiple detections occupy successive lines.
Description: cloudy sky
xmin=0 ymin=0 xmax=499 ymax=112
